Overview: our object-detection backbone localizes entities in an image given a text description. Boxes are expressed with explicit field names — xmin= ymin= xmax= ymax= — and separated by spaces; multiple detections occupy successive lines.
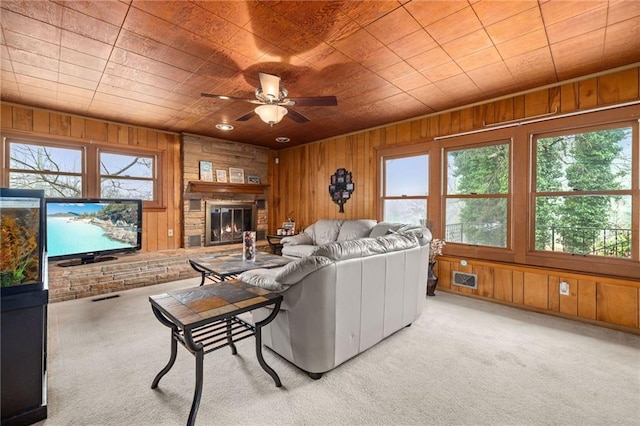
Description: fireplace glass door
xmin=206 ymin=203 xmax=255 ymax=246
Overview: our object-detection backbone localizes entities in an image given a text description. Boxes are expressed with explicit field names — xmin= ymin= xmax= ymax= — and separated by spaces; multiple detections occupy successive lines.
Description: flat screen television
xmin=45 ymin=198 xmax=143 ymax=267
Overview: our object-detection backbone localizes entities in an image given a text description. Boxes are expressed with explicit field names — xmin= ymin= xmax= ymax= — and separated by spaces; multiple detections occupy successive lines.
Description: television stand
xmin=56 ymin=255 xmax=118 ymax=267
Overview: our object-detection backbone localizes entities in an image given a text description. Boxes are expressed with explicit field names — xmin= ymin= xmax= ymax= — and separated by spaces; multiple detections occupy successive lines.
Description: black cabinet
xmin=1 ymin=290 xmax=48 ymax=426
xmin=1 ymin=188 xmax=47 ymax=426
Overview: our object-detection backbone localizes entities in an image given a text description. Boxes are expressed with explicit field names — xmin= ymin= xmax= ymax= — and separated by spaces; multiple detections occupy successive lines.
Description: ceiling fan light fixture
xmin=215 ymin=123 xmax=234 ymax=131
xmin=255 ymin=104 xmax=288 ymax=126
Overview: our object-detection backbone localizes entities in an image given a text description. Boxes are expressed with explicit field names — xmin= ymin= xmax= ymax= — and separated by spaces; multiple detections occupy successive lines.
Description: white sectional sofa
xmin=239 ymin=225 xmax=431 ymax=378
xmin=279 ymin=219 xmax=408 ymax=258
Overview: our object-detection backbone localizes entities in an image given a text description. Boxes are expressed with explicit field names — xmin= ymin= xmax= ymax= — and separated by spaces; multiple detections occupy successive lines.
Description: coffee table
xmin=189 ymin=252 xmax=291 ymax=285
xmin=149 ymin=279 xmax=283 ymax=426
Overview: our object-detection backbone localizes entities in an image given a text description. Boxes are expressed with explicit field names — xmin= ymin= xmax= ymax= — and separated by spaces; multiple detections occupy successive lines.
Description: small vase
xmin=427 ymin=261 xmax=438 ymax=296
xmin=243 ymin=231 xmax=256 ymax=262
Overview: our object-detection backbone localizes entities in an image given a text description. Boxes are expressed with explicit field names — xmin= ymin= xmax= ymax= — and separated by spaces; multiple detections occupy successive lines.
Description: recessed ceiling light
xmin=215 ymin=123 xmax=234 ymax=131
xmin=275 ymin=137 xmax=290 ymax=143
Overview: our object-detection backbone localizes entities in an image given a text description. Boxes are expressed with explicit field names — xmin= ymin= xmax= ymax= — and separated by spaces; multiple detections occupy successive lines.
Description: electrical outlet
xmin=559 ymin=281 xmax=570 ymax=296
xmin=168 ymin=229 xmax=173 ymax=237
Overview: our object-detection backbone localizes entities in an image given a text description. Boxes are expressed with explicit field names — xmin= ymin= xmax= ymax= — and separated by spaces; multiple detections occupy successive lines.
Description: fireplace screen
xmin=205 ymin=203 xmax=256 ymax=246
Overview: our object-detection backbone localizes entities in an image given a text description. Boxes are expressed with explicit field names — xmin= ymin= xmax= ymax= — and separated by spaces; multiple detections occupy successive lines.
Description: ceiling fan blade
xmin=201 ymin=93 xmax=262 ymax=104
xmin=287 ymin=96 xmax=338 ymax=106
xmin=286 ymin=108 xmax=310 ymax=123
xmin=236 ymin=110 xmax=256 ymax=121
xmin=259 ymin=72 xmax=281 ymax=100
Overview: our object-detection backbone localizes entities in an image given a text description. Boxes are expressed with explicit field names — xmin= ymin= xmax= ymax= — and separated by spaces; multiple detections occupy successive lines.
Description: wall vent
xmin=189 ymin=199 xmax=201 ymax=211
xmin=188 ymin=235 xmax=202 ymax=248
xmin=452 ymin=271 xmax=478 ymax=289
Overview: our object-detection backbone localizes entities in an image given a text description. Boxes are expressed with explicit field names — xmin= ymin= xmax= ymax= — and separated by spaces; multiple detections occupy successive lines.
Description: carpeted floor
xmin=39 ymin=277 xmax=640 ymax=425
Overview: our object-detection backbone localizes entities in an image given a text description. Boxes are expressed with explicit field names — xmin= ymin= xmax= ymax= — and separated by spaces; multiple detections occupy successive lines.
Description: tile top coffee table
xmin=149 ymin=279 xmax=283 ymax=426
xmin=189 ymin=252 xmax=291 ymax=285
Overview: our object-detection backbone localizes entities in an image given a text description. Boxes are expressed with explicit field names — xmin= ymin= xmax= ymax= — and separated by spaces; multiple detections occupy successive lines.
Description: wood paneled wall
xmin=269 ymin=66 xmax=640 ymax=333
xmin=436 ymin=257 xmax=640 ymax=333
xmin=270 ymin=66 xmax=640 ymax=232
xmin=0 ymin=103 xmax=183 ymax=252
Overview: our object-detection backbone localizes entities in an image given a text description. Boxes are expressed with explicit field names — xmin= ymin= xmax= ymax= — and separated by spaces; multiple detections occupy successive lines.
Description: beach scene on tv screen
xmin=47 ymin=202 xmax=138 ymax=257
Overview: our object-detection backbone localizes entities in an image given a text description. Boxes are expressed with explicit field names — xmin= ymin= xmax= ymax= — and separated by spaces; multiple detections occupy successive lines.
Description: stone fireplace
xmin=181 ymin=134 xmax=270 ymax=249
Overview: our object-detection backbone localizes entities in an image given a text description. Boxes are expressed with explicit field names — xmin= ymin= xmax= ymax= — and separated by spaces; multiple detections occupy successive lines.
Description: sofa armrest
xmin=281 ymin=232 xmax=313 ymax=246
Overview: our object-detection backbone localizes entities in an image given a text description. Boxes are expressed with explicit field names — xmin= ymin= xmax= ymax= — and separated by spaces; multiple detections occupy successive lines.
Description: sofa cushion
xmin=375 ymin=232 xmax=420 ymax=252
xmin=314 ymin=232 xmax=419 ymax=261
xmin=337 ymin=219 xmax=377 ymax=241
xmin=368 ymin=222 xmax=405 ymax=238
xmin=280 ymin=232 xmax=313 ymax=246
xmin=276 ymin=256 xmax=333 ymax=284
xmin=281 ymin=244 xmax=319 ymax=259
xmin=313 ymin=238 xmax=384 ymax=260
xmin=311 ymin=219 xmax=344 ymax=245
xmin=238 ymin=256 xmax=333 ymax=291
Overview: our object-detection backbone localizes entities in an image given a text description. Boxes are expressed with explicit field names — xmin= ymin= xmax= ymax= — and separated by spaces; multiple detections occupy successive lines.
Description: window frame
xmin=443 ymin=138 xmax=512 ymax=250
xmin=435 ymin=127 xmax=518 ymax=263
xmin=374 ymin=107 xmax=640 ymax=279
xmin=3 ymin=134 xmax=165 ymax=209
xmin=524 ymin=114 xmax=639 ymax=278
xmin=376 ymin=143 xmax=432 ymax=228
xmin=5 ymin=138 xmax=86 ymax=196
xmin=97 ymin=147 xmax=159 ymax=202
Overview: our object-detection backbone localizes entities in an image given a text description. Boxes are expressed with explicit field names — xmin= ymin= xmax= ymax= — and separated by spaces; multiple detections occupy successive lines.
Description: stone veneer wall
xmin=182 ymin=133 xmax=270 ymax=248
xmin=47 ymin=244 xmax=269 ymax=303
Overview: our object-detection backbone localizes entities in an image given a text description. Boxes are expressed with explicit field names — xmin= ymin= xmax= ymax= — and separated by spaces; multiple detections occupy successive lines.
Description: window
xmin=375 ymin=106 xmax=638 ymax=279
xmin=8 ymin=141 xmax=84 ymax=197
xmin=99 ymin=151 xmax=155 ymax=200
xmin=533 ymin=124 xmax=633 ymax=259
xmin=380 ymin=153 xmax=428 ymax=226
xmin=5 ymin=137 xmax=163 ymax=206
xmin=444 ymin=141 xmax=510 ymax=248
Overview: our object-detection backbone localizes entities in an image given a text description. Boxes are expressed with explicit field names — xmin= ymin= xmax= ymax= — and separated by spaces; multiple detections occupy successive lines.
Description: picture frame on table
xmin=199 ymin=161 xmax=213 ymax=182
xmin=282 ymin=221 xmax=296 ymax=235
xmin=247 ymin=175 xmax=260 ymax=184
xmin=216 ymin=169 xmax=228 ymax=183
xmin=229 ymin=167 xmax=245 ymax=183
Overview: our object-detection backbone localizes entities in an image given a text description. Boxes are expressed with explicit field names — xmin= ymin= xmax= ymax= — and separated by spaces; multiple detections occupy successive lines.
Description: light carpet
xmin=39 ymin=278 xmax=640 ymax=425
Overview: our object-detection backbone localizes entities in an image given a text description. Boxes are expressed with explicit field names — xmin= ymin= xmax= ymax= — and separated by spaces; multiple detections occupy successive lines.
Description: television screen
xmin=45 ymin=198 xmax=142 ymax=266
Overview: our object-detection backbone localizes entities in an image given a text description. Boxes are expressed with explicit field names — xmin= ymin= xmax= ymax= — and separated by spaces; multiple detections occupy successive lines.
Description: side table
xmin=265 ymin=235 xmax=285 ymax=255
xmin=149 ymin=279 xmax=283 ymax=426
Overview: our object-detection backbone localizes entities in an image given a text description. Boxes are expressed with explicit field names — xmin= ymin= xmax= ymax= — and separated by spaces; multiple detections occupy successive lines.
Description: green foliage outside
xmin=448 ymin=144 xmax=509 ymax=247
xmin=450 ymin=127 xmax=632 ymax=258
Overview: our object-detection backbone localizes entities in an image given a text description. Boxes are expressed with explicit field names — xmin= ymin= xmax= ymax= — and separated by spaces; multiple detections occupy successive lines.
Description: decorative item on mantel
xmin=328 ymin=168 xmax=354 ymax=213
xmin=229 ymin=167 xmax=245 ymax=184
xmin=199 ymin=161 xmax=213 ymax=182
xmin=427 ymin=239 xmax=446 ymax=297
xmin=216 ymin=169 xmax=227 ymax=183
xmin=243 ymin=231 xmax=256 ymax=262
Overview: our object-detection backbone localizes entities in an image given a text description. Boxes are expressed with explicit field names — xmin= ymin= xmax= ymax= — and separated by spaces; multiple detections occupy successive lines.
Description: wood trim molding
xmin=188 ymin=181 xmax=269 ymax=195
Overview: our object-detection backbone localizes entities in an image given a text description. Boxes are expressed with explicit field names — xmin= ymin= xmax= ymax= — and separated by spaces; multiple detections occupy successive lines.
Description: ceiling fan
xmin=201 ymin=72 xmax=337 ymax=126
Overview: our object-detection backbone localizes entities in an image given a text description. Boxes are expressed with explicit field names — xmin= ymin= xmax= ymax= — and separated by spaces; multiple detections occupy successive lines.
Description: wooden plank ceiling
xmin=1 ymin=0 xmax=639 ymax=149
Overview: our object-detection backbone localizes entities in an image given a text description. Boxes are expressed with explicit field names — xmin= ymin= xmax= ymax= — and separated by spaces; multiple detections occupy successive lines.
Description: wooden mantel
xmin=188 ymin=181 xmax=269 ymax=195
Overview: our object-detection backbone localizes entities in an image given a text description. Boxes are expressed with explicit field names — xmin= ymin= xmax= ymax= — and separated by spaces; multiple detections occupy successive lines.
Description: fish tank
xmin=0 ymin=188 xmax=45 ymax=293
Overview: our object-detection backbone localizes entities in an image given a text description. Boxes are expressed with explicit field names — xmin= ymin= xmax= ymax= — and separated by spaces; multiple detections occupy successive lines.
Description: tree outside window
xmin=445 ymin=142 xmax=510 ymax=248
xmin=534 ymin=126 xmax=632 ymax=258
xmin=8 ymin=142 xmax=83 ymax=197
xmin=99 ymin=151 xmax=154 ymax=200
xmin=6 ymin=139 xmax=160 ymax=204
